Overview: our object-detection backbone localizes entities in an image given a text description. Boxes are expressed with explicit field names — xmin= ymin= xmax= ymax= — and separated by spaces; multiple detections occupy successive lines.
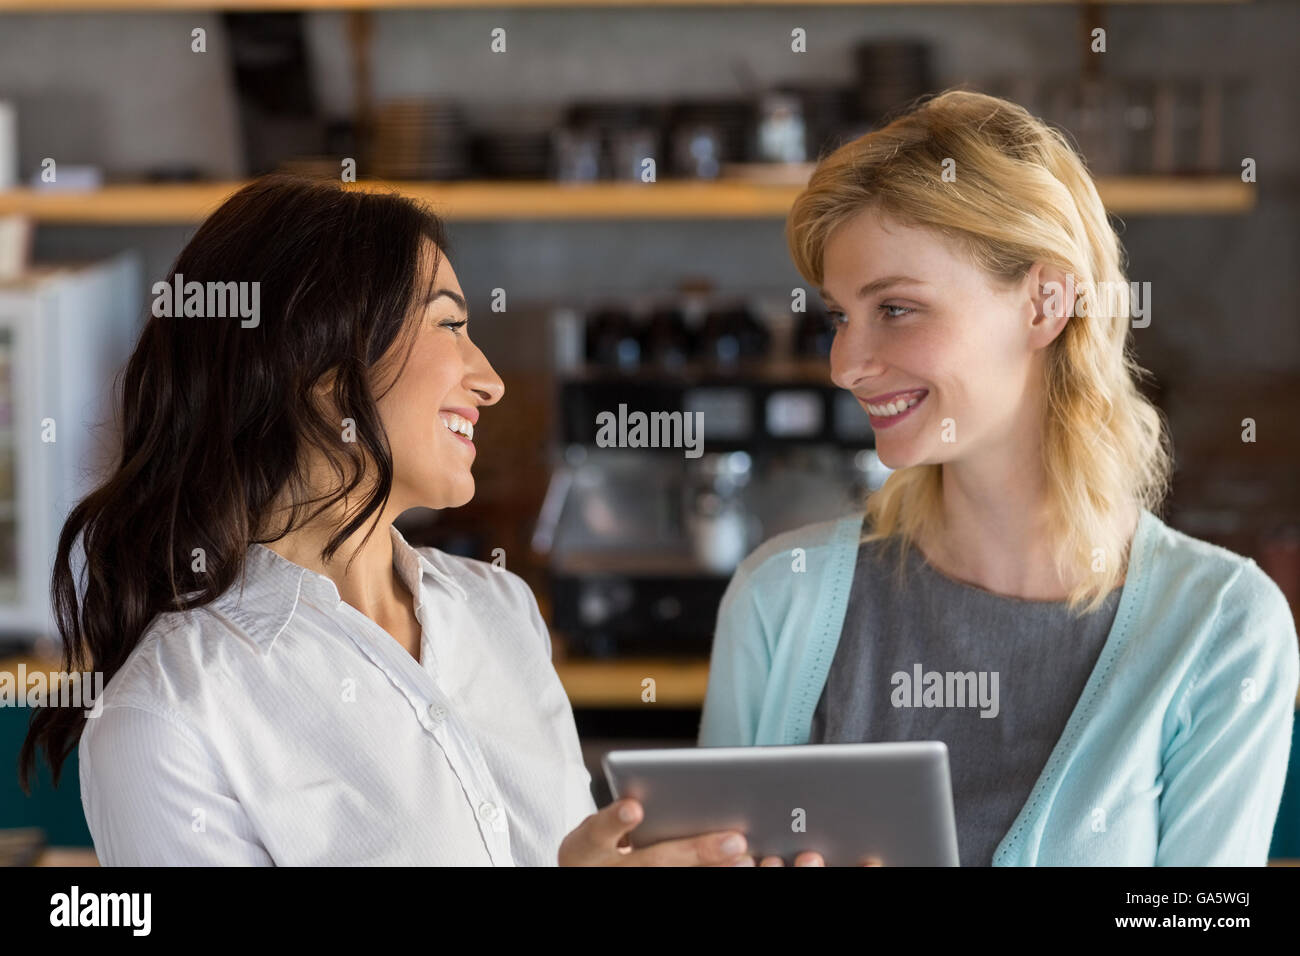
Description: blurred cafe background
xmin=0 ymin=0 xmax=1297 ymax=865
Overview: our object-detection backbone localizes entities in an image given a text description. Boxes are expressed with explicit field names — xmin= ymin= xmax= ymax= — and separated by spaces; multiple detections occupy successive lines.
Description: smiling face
xmin=373 ymin=243 xmax=504 ymax=512
xmin=821 ymin=208 xmax=1068 ymax=473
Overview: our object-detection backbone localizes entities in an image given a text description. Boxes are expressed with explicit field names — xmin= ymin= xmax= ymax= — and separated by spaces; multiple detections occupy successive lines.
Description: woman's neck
xmin=261 ymin=507 xmax=409 ymax=624
xmin=917 ymin=449 xmax=1135 ymax=602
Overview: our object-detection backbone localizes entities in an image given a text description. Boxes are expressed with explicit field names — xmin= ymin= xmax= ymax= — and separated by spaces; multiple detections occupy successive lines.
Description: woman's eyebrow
xmin=427 ymin=288 xmax=469 ymax=317
xmin=820 ymin=275 xmax=928 ymax=304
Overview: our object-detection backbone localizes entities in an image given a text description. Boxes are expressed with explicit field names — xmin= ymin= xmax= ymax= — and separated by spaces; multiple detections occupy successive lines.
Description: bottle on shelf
xmin=645 ymin=303 xmax=694 ymax=373
xmin=796 ymin=302 xmax=835 ymax=358
xmin=700 ymin=301 xmax=770 ymax=371
xmin=584 ymin=305 xmax=632 ymax=370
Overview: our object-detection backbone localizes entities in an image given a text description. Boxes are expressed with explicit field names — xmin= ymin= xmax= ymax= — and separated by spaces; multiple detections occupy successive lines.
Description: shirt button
xmin=478 ymin=801 xmax=507 ymax=832
xmin=427 ymin=703 xmax=447 ymax=724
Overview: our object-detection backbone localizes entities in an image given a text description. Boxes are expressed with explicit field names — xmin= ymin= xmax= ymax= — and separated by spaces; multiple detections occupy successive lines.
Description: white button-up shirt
xmin=78 ymin=526 xmax=597 ymax=865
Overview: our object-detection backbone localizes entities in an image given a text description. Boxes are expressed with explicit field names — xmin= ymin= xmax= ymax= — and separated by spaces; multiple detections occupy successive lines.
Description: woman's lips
xmin=864 ymin=390 xmax=928 ymax=430
xmin=440 ymin=419 xmax=476 ymax=454
xmin=439 ymin=409 xmax=476 ymax=453
xmin=446 ymin=430 xmax=475 ymax=450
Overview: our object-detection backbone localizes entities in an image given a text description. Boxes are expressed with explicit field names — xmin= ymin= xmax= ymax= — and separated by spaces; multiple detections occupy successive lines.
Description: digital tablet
xmin=602 ymin=741 xmax=959 ymax=866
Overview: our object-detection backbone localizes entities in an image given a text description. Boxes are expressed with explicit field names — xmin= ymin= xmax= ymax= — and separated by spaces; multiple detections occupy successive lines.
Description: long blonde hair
xmin=786 ymin=89 xmax=1172 ymax=614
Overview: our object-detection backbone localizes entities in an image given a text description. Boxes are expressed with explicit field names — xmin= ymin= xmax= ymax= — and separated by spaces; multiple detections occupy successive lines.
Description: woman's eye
xmin=824 ymin=305 xmax=912 ymax=333
xmin=440 ymin=318 xmax=468 ymax=335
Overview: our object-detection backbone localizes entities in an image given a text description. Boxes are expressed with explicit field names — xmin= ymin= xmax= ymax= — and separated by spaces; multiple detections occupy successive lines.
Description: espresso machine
xmin=534 ymin=297 xmax=892 ymax=656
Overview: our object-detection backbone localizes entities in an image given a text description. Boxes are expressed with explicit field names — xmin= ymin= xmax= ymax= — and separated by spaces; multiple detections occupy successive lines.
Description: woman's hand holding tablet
xmin=558 ymin=798 xmax=756 ymax=866
xmin=558 ymin=798 xmax=862 ymax=865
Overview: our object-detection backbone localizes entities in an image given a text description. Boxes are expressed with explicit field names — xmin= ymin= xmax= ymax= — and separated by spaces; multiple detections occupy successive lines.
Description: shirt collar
xmin=389 ymin=524 xmax=468 ymax=607
xmin=212 ymin=525 xmax=466 ymax=652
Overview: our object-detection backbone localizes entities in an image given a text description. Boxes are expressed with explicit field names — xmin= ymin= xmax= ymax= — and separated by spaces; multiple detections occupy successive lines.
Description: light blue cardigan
xmin=698 ymin=507 xmax=1300 ymax=865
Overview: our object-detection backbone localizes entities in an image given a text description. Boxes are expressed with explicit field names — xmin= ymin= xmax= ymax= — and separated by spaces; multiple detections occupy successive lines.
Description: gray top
xmin=809 ymin=535 xmax=1122 ymax=866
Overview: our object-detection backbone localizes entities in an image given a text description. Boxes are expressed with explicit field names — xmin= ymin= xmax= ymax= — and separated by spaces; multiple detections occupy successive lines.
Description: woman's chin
xmin=874 ymin=443 xmax=927 ymax=471
xmin=439 ymin=478 xmax=476 ymax=510
xmin=404 ymin=475 xmax=475 ymax=511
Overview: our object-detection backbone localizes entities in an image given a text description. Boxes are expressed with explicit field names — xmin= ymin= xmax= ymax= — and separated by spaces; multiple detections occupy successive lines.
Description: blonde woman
xmin=699 ymin=90 xmax=1299 ymax=866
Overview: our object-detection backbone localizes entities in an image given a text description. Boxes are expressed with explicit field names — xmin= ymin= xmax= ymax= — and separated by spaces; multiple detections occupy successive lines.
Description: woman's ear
xmin=308 ymin=369 xmax=342 ymax=422
xmin=313 ymin=369 xmax=337 ymax=398
xmin=1027 ymin=262 xmax=1074 ymax=348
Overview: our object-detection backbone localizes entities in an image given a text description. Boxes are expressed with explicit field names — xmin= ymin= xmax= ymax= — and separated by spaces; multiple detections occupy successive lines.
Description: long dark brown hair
xmin=19 ymin=174 xmax=449 ymax=790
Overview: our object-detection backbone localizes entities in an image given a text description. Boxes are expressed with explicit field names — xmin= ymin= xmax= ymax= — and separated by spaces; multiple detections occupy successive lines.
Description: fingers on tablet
xmin=686 ymin=831 xmax=749 ymax=866
xmin=712 ymin=831 xmax=749 ymax=864
xmin=598 ymin=798 xmax=640 ymax=845
xmin=589 ymin=799 xmax=641 ymax=861
xmin=614 ymin=798 xmax=642 ymax=828
xmin=617 ymin=829 xmax=749 ymax=866
xmin=753 ymin=851 xmax=826 ymax=866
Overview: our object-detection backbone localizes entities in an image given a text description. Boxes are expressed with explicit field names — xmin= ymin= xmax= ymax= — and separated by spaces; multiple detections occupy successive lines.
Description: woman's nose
xmin=465 ymin=344 xmax=505 ymax=406
xmin=829 ymin=317 xmax=881 ymax=391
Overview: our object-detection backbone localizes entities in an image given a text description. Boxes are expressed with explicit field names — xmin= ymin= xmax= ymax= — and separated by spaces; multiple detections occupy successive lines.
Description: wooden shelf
xmin=36 ymin=848 xmax=100 ymax=866
xmin=0 ymin=0 xmax=1255 ymax=12
xmin=553 ymin=656 xmax=710 ymax=708
xmin=0 ymin=176 xmax=1256 ymax=223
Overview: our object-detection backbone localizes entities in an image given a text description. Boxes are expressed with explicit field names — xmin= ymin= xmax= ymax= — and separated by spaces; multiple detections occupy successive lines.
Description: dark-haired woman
xmin=20 ymin=175 xmax=756 ymax=866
